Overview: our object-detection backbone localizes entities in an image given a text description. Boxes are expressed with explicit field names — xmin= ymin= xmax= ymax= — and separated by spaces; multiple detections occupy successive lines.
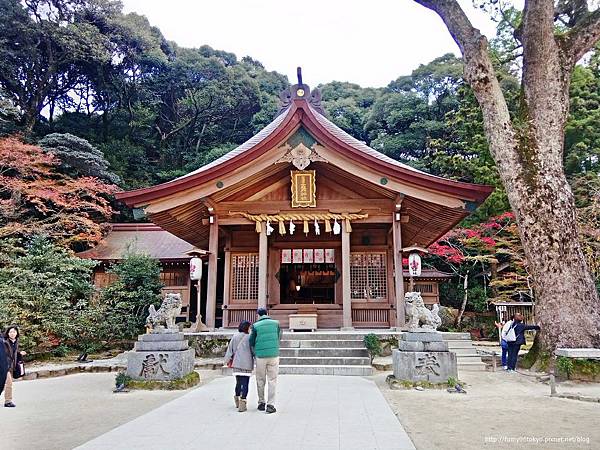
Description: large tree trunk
xmin=414 ymin=0 xmax=600 ymax=357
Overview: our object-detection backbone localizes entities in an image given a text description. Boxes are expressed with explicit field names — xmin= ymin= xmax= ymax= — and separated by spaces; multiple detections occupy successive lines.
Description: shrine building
xmin=116 ymin=78 xmax=493 ymax=330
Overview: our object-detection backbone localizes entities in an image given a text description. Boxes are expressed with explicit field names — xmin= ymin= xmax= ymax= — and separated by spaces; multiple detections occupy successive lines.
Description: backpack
xmin=503 ymin=321 xmax=517 ymax=343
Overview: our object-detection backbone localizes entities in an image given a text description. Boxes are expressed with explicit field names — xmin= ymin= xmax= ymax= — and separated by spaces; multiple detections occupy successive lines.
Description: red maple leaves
xmin=0 ymin=136 xmax=117 ymax=250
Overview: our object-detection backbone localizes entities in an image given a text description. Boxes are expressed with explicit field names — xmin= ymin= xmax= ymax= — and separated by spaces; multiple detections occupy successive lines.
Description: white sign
xmin=281 ymin=249 xmax=292 ymax=264
xmin=408 ymin=253 xmax=422 ymax=277
xmin=325 ymin=248 xmax=335 ymax=264
xmin=190 ymin=257 xmax=203 ymax=280
xmin=314 ymin=249 xmax=325 ymax=263
xmin=292 ymin=249 xmax=303 ymax=263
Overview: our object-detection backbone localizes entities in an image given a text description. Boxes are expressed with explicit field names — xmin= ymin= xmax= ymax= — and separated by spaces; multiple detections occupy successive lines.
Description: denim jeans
xmin=500 ymin=340 xmax=508 ymax=366
xmin=507 ymin=343 xmax=521 ymax=370
xmin=235 ymin=375 xmax=250 ymax=399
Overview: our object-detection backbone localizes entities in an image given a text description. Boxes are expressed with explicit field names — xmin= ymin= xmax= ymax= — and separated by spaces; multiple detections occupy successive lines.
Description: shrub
xmin=115 ymin=372 xmax=132 ymax=388
xmin=0 ymin=236 xmax=101 ymax=352
xmin=363 ymin=333 xmax=382 ymax=364
xmin=557 ymin=356 xmax=575 ymax=379
xmin=447 ymin=376 xmax=458 ymax=387
xmin=100 ymin=249 xmax=162 ymax=340
xmin=52 ymin=344 xmax=70 ymax=358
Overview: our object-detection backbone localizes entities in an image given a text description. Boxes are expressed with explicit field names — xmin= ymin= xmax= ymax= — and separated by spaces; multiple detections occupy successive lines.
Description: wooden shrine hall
xmin=116 ymin=76 xmax=493 ymax=330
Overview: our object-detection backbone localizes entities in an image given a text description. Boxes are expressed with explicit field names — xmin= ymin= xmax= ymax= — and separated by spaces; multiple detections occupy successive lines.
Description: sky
xmin=121 ymin=0 xmax=499 ymax=88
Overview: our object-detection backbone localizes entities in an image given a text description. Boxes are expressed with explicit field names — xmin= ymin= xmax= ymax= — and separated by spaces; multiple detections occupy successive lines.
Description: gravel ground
xmin=375 ymin=369 xmax=600 ymax=450
xmin=3 ymin=367 xmax=599 ymax=450
xmin=1 ymin=370 xmax=222 ymax=450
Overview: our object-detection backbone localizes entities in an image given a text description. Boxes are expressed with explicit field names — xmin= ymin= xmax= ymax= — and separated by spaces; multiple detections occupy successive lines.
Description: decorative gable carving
xmin=277 ymin=142 xmax=328 ymax=170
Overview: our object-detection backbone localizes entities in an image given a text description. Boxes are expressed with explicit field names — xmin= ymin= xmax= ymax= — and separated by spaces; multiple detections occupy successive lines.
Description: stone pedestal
xmin=392 ymin=331 xmax=457 ymax=383
xmin=127 ymin=331 xmax=195 ymax=381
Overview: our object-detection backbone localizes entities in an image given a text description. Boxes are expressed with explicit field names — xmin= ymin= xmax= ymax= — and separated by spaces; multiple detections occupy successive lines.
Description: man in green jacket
xmin=249 ymin=307 xmax=281 ymax=414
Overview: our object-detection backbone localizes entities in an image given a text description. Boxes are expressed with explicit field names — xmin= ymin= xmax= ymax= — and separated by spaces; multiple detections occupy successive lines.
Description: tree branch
xmin=413 ymin=0 xmax=482 ymax=57
xmin=562 ymin=8 xmax=600 ymax=64
xmin=412 ymin=0 xmax=518 ymax=183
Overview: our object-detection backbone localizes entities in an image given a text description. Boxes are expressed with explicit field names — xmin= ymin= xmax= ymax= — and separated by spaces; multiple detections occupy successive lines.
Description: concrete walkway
xmin=77 ymin=375 xmax=415 ymax=450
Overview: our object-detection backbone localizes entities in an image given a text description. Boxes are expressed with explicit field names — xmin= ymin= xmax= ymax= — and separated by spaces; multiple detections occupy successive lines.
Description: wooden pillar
xmin=341 ymin=220 xmax=353 ymax=329
xmin=222 ymin=236 xmax=231 ymax=328
xmin=206 ymin=217 xmax=219 ymax=329
xmin=392 ymin=213 xmax=406 ymax=329
xmin=258 ymin=225 xmax=268 ymax=309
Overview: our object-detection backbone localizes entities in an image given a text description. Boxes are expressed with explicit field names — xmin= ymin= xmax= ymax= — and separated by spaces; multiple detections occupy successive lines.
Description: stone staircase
xmin=441 ymin=332 xmax=487 ymax=371
xmin=279 ymin=332 xmax=373 ymax=376
xmin=219 ymin=331 xmax=485 ymax=376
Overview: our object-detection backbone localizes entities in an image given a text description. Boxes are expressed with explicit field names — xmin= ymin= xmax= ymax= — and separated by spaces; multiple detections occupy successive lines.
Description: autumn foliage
xmin=427 ymin=212 xmax=531 ymax=305
xmin=0 ymin=136 xmax=116 ymax=250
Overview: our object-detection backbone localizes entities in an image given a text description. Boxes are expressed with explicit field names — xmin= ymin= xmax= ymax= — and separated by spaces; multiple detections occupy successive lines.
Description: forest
xmin=1 ymin=0 xmax=599 ymax=350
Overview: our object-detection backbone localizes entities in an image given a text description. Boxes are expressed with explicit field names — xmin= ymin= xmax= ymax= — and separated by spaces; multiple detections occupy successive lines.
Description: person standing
xmin=249 ymin=307 xmax=281 ymax=414
xmin=224 ymin=320 xmax=254 ymax=412
xmin=0 ymin=334 xmax=7 ymax=398
xmin=4 ymin=326 xmax=26 ymax=407
xmin=502 ymin=313 xmax=540 ymax=372
xmin=495 ymin=313 xmax=508 ymax=369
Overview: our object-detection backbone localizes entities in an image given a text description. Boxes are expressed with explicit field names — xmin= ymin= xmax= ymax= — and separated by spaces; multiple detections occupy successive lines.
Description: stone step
xmin=441 ymin=332 xmax=472 ymax=340
xmin=446 ymin=340 xmax=478 ymax=349
xmin=282 ymin=332 xmax=367 ymax=340
xmin=279 ymin=365 xmax=373 ymax=376
xmin=457 ymin=361 xmax=487 ymax=371
xmin=280 ymin=348 xmax=369 ymax=357
xmin=456 ymin=353 xmax=485 ymax=359
xmin=281 ymin=339 xmax=366 ymax=349
xmin=448 ymin=347 xmax=480 ymax=355
xmin=279 ymin=357 xmax=371 ymax=366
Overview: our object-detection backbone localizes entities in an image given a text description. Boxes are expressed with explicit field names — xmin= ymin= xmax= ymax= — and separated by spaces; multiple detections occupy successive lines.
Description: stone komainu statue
xmin=146 ymin=293 xmax=182 ymax=330
xmin=404 ymin=291 xmax=442 ymax=331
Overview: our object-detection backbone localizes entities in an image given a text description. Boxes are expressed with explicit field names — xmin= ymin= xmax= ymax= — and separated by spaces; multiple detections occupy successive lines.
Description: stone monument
xmin=126 ymin=293 xmax=195 ymax=381
xmin=392 ymin=292 xmax=457 ymax=383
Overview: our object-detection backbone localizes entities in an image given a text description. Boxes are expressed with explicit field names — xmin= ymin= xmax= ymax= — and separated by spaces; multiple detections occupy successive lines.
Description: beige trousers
xmin=255 ymin=357 xmax=279 ymax=406
xmin=4 ymin=371 xmax=13 ymax=403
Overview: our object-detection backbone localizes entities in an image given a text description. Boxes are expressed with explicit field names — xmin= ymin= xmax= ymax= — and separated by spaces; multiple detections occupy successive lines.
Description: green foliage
xmin=115 ymin=372 xmax=132 ymax=388
xmin=447 ymin=376 xmax=459 ymax=387
xmin=556 ymin=356 xmax=574 ymax=379
xmin=126 ymin=371 xmax=200 ymax=390
xmin=564 ymin=46 xmax=600 ymax=176
xmin=569 ymin=359 xmax=600 ymax=380
xmin=387 ymin=374 xmax=463 ymax=390
xmin=52 ymin=344 xmax=71 ymax=358
xmin=39 ymin=133 xmax=120 ymax=184
xmin=100 ymin=249 xmax=163 ymax=340
xmin=363 ymin=333 xmax=382 ymax=363
xmin=0 ymin=236 xmax=101 ymax=352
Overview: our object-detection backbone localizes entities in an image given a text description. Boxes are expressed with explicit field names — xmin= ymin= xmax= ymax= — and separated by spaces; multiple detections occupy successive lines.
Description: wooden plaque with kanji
xmin=291 ymin=170 xmax=316 ymax=208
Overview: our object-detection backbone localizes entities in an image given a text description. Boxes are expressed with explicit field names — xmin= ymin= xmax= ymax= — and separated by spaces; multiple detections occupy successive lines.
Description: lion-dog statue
xmin=146 ymin=292 xmax=182 ymax=331
xmin=404 ymin=291 xmax=442 ymax=331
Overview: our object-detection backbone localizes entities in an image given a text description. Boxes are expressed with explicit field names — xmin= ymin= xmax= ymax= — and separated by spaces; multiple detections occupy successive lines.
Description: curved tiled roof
xmin=116 ymin=98 xmax=493 ymax=206
xmin=76 ymin=223 xmax=196 ymax=260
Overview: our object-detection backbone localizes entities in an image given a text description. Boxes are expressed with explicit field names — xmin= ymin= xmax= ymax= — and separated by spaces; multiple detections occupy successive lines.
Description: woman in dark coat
xmin=4 ymin=326 xmax=26 ymax=407
xmin=504 ymin=313 xmax=540 ymax=372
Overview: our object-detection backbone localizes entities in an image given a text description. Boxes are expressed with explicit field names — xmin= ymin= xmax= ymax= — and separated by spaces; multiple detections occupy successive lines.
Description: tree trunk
xmin=456 ymin=271 xmax=469 ymax=328
xmin=413 ymin=0 xmax=600 ymax=357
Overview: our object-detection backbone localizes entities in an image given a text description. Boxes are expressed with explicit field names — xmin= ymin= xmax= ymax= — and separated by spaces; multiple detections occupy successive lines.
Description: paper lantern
xmin=408 ymin=253 xmax=422 ymax=277
xmin=190 ymin=257 xmax=203 ymax=280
